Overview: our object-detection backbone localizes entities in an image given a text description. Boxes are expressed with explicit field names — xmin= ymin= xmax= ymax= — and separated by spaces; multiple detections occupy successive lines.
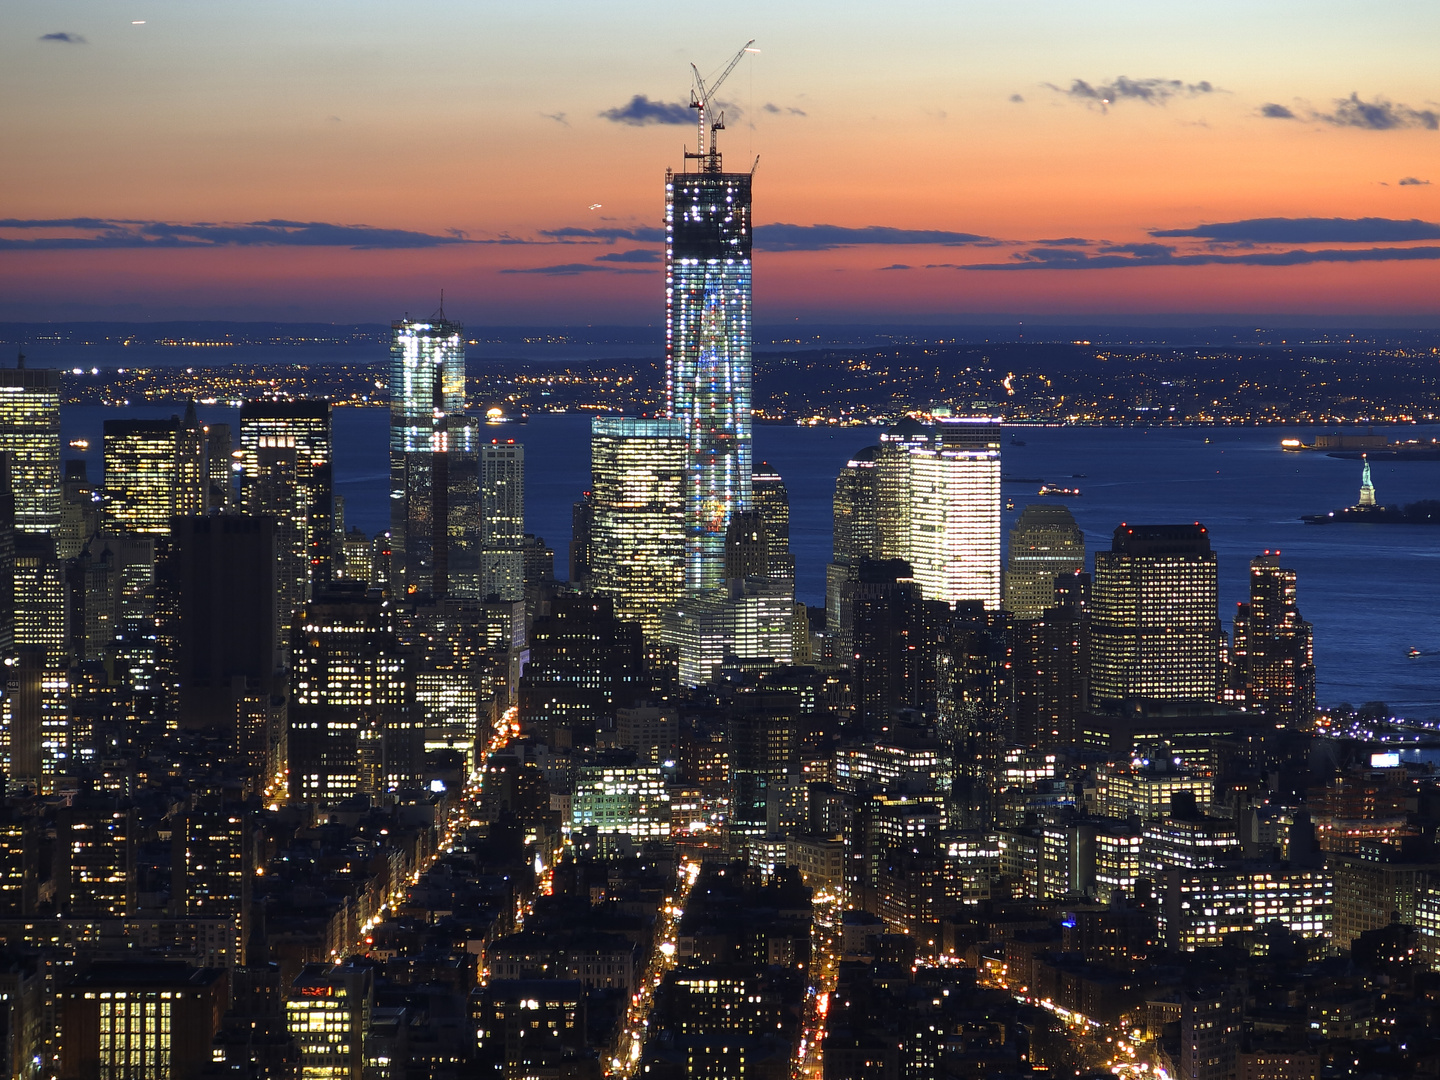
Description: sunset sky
xmin=5 ymin=0 xmax=1440 ymax=324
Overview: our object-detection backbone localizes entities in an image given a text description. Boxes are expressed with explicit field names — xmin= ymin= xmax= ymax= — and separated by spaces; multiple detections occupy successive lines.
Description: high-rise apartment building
xmin=102 ymin=414 xmax=206 ymax=535
xmin=666 ymin=150 xmax=753 ymax=590
xmin=873 ymin=418 xmax=1002 ymax=610
xmin=1005 ymin=504 xmax=1087 ymax=618
xmin=238 ymin=400 xmax=334 ymax=625
xmin=0 ymin=355 xmax=61 ymax=535
xmin=479 ymin=439 xmax=525 ymax=602
xmin=286 ymin=963 xmax=372 ymax=1080
xmin=389 ymin=313 xmax=480 ymax=599
xmin=1231 ymin=552 xmax=1316 ymax=726
xmin=1090 ymin=524 xmax=1220 ymax=706
xmin=586 ymin=416 xmax=686 ymax=639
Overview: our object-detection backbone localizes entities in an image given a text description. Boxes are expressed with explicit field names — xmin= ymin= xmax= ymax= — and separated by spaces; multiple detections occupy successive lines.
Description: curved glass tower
xmin=666 ymin=166 xmax=752 ymax=591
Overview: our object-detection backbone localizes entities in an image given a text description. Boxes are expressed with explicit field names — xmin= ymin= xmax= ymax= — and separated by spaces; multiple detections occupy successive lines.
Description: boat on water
xmin=68 ymin=438 xmax=89 ymax=451
xmin=1005 ymin=499 xmax=1015 ymax=511
xmin=1409 ymin=648 xmax=1422 ymax=659
xmin=1038 ymin=483 xmax=1081 ymax=497
xmin=1010 ymin=436 xmax=1026 ymax=446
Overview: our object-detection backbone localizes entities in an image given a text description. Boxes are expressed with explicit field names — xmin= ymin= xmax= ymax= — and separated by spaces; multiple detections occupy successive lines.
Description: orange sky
xmin=5 ymin=0 xmax=1440 ymax=323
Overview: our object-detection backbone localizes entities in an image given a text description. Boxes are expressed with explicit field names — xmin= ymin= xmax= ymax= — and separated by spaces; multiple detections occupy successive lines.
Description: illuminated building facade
xmin=58 ymin=962 xmax=227 ymax=1080
xmin=286 ymin=963 xmax=372 ymax=1080
xmin=570 ymin=757 xmax=671 ymax=842
xmin=1004 ymin=504 xmax=1087 ymax=618
xmin=665 ymin=165 xmax=753 ymax=591
xmin=288 ymin=594 xmax=408 ymax=802
xmin=103 ymin=419 xmax=180 ymax=535
xmin=587 ymin=417 xmax=686 ymax=640
xmin=751 ymin=462 xmax=794 ymax=580
xmin=0 ymin=357 xmax=61 ymax=535
xmin=389 ymin=314 xmax=479 ymax=599
xmin=478 ymin=440 xmax=524 ymax=602
xmin=1231 ymin=552 xmax=1316 ymax=726
xmin=666 ymin=579 xmax=795 ymax=688
xmin=1156 ymin=865 xmax=1332 ymax=949
xmin=1090 ymin=523 xmax=1220 ymax=705
xmin=238 ymin=400 xmax=334 ymax=626
xmin=1094 ymin=762 xmax=1214 ymax=820
xmin=871 ymin=418 xmax=1002 ymax=610
xmin=175 ymin=787 xmax=252 ymax=966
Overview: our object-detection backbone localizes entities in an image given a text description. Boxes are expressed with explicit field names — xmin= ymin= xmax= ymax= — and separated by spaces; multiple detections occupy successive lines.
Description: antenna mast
xmin=685 ymin=40 xmax=756 ymax=173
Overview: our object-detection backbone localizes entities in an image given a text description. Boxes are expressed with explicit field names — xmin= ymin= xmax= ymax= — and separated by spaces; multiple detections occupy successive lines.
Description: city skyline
xmin=6 ymin=3 xmax=1440 ymax=323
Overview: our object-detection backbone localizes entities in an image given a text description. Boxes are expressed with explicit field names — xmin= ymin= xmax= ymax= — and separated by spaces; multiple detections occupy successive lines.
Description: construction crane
xmin=685 ymin=39 xmax=756 ymax=173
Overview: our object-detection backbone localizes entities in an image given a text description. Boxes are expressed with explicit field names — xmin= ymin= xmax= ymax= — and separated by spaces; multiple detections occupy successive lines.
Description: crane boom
xmin=686 ymin=39 xmax=755 ymax=172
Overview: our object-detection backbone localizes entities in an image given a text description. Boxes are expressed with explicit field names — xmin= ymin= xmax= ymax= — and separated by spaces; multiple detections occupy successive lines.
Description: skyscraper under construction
xmin=666 ymin=44 xmax=754 ymax=591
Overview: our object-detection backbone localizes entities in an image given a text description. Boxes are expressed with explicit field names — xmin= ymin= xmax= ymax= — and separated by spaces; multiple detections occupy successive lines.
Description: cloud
xmin=594 ymin=249 xmax=660 ymax=263
xmin=499 ymin=262 xmax=650 ymax=276
xmin=1097 ymin=242 xmax=1176 ymax=257
xmin=1400 ymin=176 xmax=1432 ymax=186
xmin=1150 ymin=216 xmax=1440 ymax=243
xmin=540 ymin=225 xmax=666 ymax=243
xmin=1009 ymin=94 xmax=1025 ymax=104
xmin=1034 ymin=237 xmax=1091 ymax=246
xmin=0 ymin=217 xmax=527 ymax=250
xmin=964 ymin=244 xmax=1440 ymax=271
xmin=753 ymin=223 xmax=994 ymax=251
xmin=1317 ymin=92 xmax=1437 ymax=131
xmin=1259 ymin=103 xmax=1296 ymax=119
xmin=1048 ymin=76 xmax=1217 ymax=111
xmin=39 ymin=31 xmax=85 ymax=43
xmin=879 ymin=264 xmax=912 ymax=271
xmin=760 ymin=102 xmax=807 ymax=117
xmin=541 ymin=111 xmax=569 ymax=126
xmin=600 ymin=95 xmax=693 ymax=126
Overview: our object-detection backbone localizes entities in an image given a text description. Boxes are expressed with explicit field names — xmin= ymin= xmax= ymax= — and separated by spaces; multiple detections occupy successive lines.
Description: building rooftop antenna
xmin=685 ymin=40 xmax=756 ymax=174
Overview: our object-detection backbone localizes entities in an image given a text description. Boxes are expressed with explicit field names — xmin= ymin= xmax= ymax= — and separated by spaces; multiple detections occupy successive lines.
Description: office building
xmin=389 ymin=313 xmax=480 ymax=599
xmin=666 ymin=146 xmax=753 ymax=591
xmin=471 ymin=980 xmax=587 ymax=1075
xmin=1005 ymin=504 xmax=1087 ymax=618
xmin=103 ymin=416 xmax=205 ymax=536
xmin=479 ymin=438 xmax=525 ymax=601
xmin=519 ymin=593 xmax=642 ymax=748
xmin=238 ymin=400 xmax=335 ymax=625
xmin=3 ymin=646 xmax=70 ymax=782
xmin=586 ymin=417 xmax=686 ymax=639
xmin=722 ymin=509 xmax=769 ymax=579
xmin=174 ymin=786 xmax=251 ymax=965
xmin=1009 ymin=570 xmax=1089 ymax=747
xmin=57 ymin=459 xmax=100 ymax=560
xmin=571 ymin=753 xmax=671 ymax=842
xmin=58 ymin=962 xmax=227 ymax=1080
xmin=286 ymin=963 xmax=372 ymax=1080
xmin=826 ymin=445 xmax=881 ymax=640
xmin=288 ymin=592 xmax=410 ymax=801
xmin=157 ymin=516 xmax=279 ymax=736
xmin=1090 ymin=524 xmax=1220 ymax=705
xmin=667 ymin=578 xmax=796 ymax=688
xmin=0 ymin=355 xmax=61 ymax=535
xmin=751 ymin=461 xmax=795 ymax=579
xmin=868 ymin=418 xmax=1002 ymax=611
xmin=1231 ymin=552 xmax=1316 ymax=726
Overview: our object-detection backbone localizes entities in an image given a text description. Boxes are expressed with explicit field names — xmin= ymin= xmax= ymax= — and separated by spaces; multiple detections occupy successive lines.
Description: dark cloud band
xmin=964 ymin=245 xmax=1440 ymax=271
xmin=1151 ymin=217 xmax=1440 ymax=243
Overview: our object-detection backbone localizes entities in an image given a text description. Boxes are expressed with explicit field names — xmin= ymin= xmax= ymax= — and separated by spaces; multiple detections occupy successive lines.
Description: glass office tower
xmin=587 ymin=416 xmax=687 ymax=639
xmin=666 ymin=166 xmax=753 ymax=591
xmin=389 ymin=314 xmax=479 ymax=598
xmin=0 ymin=356 xmax=61 ymax=535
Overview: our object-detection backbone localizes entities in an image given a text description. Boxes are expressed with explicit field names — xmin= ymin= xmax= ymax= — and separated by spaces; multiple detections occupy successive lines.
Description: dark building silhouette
xmin=519 ymin=592 xmax=643 ymax=748
xmin=158 ymin=515 xmax=280 ymax=736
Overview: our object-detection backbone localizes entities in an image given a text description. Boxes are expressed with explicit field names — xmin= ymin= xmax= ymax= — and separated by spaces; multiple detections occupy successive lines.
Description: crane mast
xmin=685 ymin=39 xmax=755 ymax=173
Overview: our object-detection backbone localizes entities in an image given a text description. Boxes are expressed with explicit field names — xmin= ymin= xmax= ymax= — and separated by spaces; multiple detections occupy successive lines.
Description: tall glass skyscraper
xmin=666 ymin=162 xmax=753 ymax=591
xmin=389 ymin=314 xmax=479 ymax=599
